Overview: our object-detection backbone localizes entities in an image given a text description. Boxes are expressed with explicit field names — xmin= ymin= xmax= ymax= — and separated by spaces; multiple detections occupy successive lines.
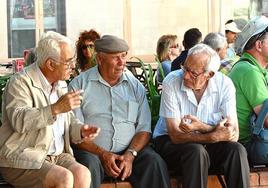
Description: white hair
xmin=187 ymin=43 xmax=221 ymax=73
xmin=203 ymin=32 xmax=227 ymax=51
xmin=35 ymin=31 xmax=73 ymax=66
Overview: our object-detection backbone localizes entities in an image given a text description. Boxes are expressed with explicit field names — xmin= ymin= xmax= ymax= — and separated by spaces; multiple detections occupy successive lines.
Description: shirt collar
xmin=36 ymin=66 xmax=59 ymax=94
xmin=242 ymin=52 xmax=268 ymax=76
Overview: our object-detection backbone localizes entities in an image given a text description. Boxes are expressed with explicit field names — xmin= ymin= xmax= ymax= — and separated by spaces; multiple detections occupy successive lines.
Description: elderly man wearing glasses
xmin=0 ymin=31 xmax=100 ymax=188
xmin=153 ymin=43 xmax=249 ymax=188
xmin=229 ymin=16 xmax=268 ymax=165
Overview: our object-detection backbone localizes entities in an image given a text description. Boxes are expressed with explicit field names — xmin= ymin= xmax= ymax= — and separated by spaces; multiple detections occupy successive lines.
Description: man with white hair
xmin=229 ymin=16 xmax=268 ymax=165
xmin=153 ymin=43 xmax=249 ymax=188
xmin=0 ymin=31 xmax=100 ymax=188
xmin=203 ymin=32 xmax=235 ymax=74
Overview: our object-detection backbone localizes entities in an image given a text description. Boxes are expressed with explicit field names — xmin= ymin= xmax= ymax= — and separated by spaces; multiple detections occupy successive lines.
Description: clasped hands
xmin=100 ymin=150 xmax=134 ymax=181
xmin=179 ymin=115 xmax=236 ymax=142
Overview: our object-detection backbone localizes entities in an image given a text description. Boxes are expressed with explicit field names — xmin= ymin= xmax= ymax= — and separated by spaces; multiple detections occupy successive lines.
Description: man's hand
xmin=81 ymin=125 xmax=100 ymax=142
xmin=179 ymin=115 xmax=208 ymax=133
xmin=211 ymin=118 xmax=236 ymax=142
xmin=51 ymin=90 xmax=83 ymax=116
xmin=99 ymin=151 xmax=123 ymax=178
xmin=117 ymin=152 xmax=134 ymax=180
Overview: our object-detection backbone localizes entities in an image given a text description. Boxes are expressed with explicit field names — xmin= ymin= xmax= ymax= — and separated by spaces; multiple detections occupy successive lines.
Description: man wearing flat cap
xmin=229 ymin=16 xmax=268 ymax=165
xmin=69 ymin=35 xmax=171 ymax=188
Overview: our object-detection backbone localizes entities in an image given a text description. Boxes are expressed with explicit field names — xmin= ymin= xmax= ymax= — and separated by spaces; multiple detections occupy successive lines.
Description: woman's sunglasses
xmin=82 ymin=44 xmax=95 ymax=50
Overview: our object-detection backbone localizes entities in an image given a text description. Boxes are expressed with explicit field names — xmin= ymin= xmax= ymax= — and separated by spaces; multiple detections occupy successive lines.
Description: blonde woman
xmin=156 ymin=34 xmax=181 ymax=83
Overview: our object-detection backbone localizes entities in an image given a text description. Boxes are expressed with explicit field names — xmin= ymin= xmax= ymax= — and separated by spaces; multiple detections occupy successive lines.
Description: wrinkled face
xmin=82 ymin=39 xmax=95 ymax=59
xmin=52 ymin=43 xmax=75 ymax=81
xmin=226 ymin=31 xmax=238 ymax=44
xmin=182 ymin=53 xmax=211 ymax=90
xmin=97 ymin=51 xmax=127 ymax=85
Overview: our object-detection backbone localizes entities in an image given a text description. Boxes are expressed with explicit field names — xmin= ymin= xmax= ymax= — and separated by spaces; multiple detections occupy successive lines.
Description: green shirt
xmin=229 ymin=53 xmax=268 ymax=144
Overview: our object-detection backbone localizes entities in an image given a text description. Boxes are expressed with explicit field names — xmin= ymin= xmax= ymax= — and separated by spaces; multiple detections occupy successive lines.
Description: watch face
xmin=128 ymin=149 xmax=137 ymax=156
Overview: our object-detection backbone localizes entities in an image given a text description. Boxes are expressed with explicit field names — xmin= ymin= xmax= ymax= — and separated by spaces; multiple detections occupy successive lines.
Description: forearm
xmin=169 ymin=131 xmax=217 ymax=144
xmin=127 ymin=131 xmax=150 ymax=151
xmin=76 ymin=141 xmax=106 ymax=157
xmin=197 ymin=122 xmax=215 ymax=133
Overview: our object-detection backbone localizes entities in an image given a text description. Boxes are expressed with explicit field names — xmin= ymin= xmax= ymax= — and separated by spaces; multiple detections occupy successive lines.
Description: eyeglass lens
xmin=82 ymin=44 xmax=95 ymax=50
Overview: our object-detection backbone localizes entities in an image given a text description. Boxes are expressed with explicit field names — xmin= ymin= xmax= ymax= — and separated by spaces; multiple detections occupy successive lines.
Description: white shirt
xmin=153 ymin=69 xmax=237 ymax=138
xmin=37 ymin=67 xmax=65 ymax=155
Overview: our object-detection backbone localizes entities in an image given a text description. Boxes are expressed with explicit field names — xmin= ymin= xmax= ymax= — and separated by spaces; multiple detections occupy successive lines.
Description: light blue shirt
xmin=69 ymin=66 xmax=151 ymax=152
xmin=157 ymin=60 xmax=171 ymax=84
xmin=226 ymin=47 xmax=236 ymax=59
xmin=153 ymin=70 xmax=237 ymax=138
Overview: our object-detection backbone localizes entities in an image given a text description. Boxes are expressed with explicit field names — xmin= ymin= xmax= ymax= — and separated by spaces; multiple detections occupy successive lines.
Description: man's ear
xmin=96 ymin=54 xmax=102 ymax=66
xmin=46 ymin=59 xmax=56 ymax=71
xmin=255 ymin=40 xmax=263 ymax=53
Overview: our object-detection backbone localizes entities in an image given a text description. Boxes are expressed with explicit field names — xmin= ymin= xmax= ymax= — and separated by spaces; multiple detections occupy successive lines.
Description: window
xmin=7 ymin=0 xmax=66 ymax=58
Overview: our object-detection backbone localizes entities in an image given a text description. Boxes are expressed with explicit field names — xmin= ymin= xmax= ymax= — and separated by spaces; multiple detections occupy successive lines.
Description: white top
xmin=37 ymin=67 xmax=65 ymax=155
xmin=153 ymin=69 xmax=237 ymax=138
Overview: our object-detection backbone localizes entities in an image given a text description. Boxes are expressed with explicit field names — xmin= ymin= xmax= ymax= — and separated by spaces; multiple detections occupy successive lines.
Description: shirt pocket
xmin=127 ymin=101 xmax=139 ymax=123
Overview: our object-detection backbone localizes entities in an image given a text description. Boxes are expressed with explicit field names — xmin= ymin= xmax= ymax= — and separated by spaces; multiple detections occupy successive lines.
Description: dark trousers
xmin=154 ymin=135 xmax=249 ymax=188
xmin=72 ymin=146 xmax=171 ymax=188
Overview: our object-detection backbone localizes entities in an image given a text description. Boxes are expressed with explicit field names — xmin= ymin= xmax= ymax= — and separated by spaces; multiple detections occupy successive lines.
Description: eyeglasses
xmin=52 ymin=58 xmax=76 ymax=68
xmin=82 ymin=44 xmax=95 ymax=50
xmin=181 ymin=65 xmax=206 ymax=79
xmin=170 ymin=43 xmax=180 ymax=49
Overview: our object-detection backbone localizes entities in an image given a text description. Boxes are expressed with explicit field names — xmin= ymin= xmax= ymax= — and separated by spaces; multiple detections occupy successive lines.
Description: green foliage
xmin=130 ymin=57 xmax=163 ymax=130
xmin=155 ymin=56 xmax=165 ymax=82
xmin=0 ymin=75 xmax=11 ymax=126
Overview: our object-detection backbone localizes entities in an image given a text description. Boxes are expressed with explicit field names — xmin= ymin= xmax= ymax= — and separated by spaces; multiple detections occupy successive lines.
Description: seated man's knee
xmin=187 ymin=144 xmax=207 ymax=155
xmin=60 ymin=170 xmax=74 ymax=186
xmin=71 ymin=163 xmax=91 ymax=187
xmin=228 ymin=142 xmax=247 ymax=156
xmin=45 ymin=166 xmax=74 ymax=188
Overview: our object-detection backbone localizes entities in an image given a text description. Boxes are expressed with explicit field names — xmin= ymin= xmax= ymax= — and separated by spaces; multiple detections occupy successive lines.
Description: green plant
xmin=130 ymin=57 xmax=162 ymax=130
xmin=155 ymin=56 xmax=165 ymax=83
xmin=0 ymin=75 xmax=11 ymax=126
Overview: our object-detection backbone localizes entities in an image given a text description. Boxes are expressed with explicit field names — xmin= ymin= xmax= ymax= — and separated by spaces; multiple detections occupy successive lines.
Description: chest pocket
xmin=128 ymin=101 xmax=139 ymax=123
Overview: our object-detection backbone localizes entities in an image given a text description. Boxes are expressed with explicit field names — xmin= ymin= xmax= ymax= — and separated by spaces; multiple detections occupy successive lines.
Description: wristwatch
xmin=127 ymin=148 xmax=138 ymax=157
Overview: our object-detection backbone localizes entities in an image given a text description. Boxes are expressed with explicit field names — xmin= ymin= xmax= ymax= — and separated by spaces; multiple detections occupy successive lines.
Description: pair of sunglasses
xmin=82 ymin=44 xmax=95 ymax=50
xmin=170 ymin=43 xmax=180 ymax=49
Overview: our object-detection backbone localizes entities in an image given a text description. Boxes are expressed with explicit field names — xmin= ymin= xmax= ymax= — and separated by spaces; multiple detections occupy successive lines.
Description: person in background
xmin=156 ymin=34 xmax=181 ymax=84
xmin=69 ymin=35 xmax=171 ymax=188
xmin=153 ymin=43 xmax=249 ymax=188
xmin=24 ymin=48 xmax=36 ymax=66
xmin=203 ymin=32 xmax=235 ymax=75
xmin=76 ymin=29 xmax=101 ymax=72
xmin=0 ymin=31 xmax=100 ymax=188
xmin=171 ymin=28 xmax=202 ymax=71
xmin=225 ymin=19 xmax=241 ymax=59
xmin=229 ymin=16 xmax=268 ymax=164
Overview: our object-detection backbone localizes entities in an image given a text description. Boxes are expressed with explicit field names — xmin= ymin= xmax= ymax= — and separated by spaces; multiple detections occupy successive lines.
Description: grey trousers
xmin=72 ymin=146 xmax=171 ymax=188
xmin=154 ymin=135 xmax=250 ymax=188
